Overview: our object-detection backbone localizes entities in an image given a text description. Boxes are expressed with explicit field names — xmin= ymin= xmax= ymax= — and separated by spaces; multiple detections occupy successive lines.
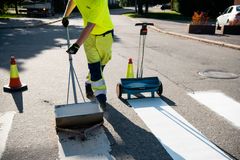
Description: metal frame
xmin=65 ymin=27 xmax=85 ymax=104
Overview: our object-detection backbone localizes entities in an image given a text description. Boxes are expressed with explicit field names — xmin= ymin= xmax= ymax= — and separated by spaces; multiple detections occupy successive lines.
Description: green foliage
xmin=0 ymin=13 xmax=24 ymax=18
xmin=0 ymin=0 xmax=25 ymax=14
xmin=172 ymin=0 xmax=180 ymax=12
xmin=0 ymin=3 xmax=7 ymax=14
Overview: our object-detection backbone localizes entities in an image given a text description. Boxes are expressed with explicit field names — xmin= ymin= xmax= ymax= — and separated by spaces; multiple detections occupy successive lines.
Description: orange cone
xmin=3 ymin=56 xmax=28 ymax=93
xmin=126 ymin=58 xmax=134 ymax=78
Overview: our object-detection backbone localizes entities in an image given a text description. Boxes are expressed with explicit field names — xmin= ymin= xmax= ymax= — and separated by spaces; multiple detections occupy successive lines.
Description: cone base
xmin=3 ymin=84 xmax=28 ymax=93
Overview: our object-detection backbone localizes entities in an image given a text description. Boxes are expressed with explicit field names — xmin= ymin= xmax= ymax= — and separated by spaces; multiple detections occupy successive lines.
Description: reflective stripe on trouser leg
xmin=88 ymin=62 xmax=106 ymax=97
xmin=92 ymin=81 xmax=106 ymax=96
xmin=86 ymin=65 xmax=105 ymax=85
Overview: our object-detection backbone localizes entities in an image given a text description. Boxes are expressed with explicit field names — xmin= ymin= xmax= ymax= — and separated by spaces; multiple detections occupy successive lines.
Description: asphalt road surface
xmin=0 ymin=12 xmax=240 ymax=160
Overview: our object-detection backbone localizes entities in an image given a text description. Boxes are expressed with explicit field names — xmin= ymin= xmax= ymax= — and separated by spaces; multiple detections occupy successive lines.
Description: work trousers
xmin=83 ymin=32 xmax=113 ymax=101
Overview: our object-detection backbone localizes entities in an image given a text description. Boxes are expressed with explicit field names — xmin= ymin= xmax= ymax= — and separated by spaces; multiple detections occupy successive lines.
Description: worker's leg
xmin=96 ymin=33 xmax=113 ymax=66
xmin=83 ymin=34 xmax=112 ymax=109
xmin=94 ymin=33 xmax=113 ymax=107
xmin=85 ymin=65 xmax=105 ymax=100
xmin=88 ymin=62 xmax=106 ymax=107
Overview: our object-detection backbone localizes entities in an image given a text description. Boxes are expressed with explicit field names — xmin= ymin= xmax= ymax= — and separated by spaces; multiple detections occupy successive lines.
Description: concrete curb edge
xmin=129 ymin=18 xmax=240 ymax=51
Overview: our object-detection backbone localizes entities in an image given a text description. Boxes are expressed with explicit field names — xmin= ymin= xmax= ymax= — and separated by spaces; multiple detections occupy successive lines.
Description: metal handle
xmin=65 ymin=27 xmax=86 ymax=104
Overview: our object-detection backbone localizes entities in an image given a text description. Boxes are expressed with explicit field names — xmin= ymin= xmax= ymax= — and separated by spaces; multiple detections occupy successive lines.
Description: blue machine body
xmin=120 ymin=77 xmax=161 ymax=98
xmin=117 ymin=23 xmax=163 ymax=99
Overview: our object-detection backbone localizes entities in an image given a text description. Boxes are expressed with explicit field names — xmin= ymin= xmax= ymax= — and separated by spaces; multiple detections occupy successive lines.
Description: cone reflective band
xmin=3 ymin=56 xmax=28 ymax=93
xmin=126 ymin=58 xmax=134 ymax=78
xmin=9 ymin=57 xmax=21 ymax=88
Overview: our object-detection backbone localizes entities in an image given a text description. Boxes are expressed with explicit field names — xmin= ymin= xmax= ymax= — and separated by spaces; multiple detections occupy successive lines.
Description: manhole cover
xmin=198 ymin=70 xmax=239 ymax=79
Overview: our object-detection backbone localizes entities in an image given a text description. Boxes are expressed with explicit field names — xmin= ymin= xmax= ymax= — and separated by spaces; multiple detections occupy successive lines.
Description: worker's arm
xmin=76 ymin=22 xmax=95 ymax=46
xmin=67 ymin=22 xmax=96 ymax=54
xmin=62 ymin=0 xmax=76 ymax=27
xmin=63 ymin=0 xmax=76 ymax=18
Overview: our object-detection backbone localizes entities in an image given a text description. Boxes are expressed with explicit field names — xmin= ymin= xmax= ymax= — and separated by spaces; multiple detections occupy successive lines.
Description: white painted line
xmin=189 ymin=91 xmax=240 ymax=128
xmin=58 ymin=127 xmax=115 ymax=160
xmin=0 ymin=111 xmax=16 ymax=159
xmin=128 ymin=98 xmax=231 ymax=160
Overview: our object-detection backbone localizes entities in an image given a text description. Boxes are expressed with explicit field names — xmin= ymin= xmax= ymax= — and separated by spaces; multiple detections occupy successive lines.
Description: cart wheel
xmin=157 ymin=84 xmax=163 ymax=97
xmin=116 ymin=83 xmax=122 ymax=98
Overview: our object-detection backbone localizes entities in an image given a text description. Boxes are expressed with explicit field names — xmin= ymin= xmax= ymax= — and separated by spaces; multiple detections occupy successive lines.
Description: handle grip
xmin=135 ymin=23 xmax=154 ymax=35
xmin=135 ymin=23 xmax=154 ymax=26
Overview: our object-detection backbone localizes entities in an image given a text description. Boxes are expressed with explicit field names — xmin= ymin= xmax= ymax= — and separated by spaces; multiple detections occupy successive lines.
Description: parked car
xmin=22 ymin=0 xmax=54 ymax=17
xmin=216 ymin=5 xmax=240 ymax=28
xmin=161 ymin=3 xmax=171 ymax=10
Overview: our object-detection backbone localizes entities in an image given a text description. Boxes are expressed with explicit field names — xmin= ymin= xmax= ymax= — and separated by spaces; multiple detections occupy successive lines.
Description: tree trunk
xmin=135 ymin=0 xmax=138 ymax=12
xmin=0 ymin=1 xmax=4 ymax=14
xmin=15 ymin=1 xmax=18 ymax=15
xmin=145 ymin=0 xmax=148 ymax=13
xmin=137 ymin=0 xmax=143 ymax=15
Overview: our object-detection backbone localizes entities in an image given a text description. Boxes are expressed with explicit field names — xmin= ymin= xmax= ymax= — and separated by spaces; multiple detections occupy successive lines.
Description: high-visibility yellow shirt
xmin=73 ymin=0 xmax=114 ymax=35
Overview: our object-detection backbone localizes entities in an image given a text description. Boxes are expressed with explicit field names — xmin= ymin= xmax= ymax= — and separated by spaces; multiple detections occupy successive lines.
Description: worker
xmin=62 ymin=0 xmax=114 ymax=110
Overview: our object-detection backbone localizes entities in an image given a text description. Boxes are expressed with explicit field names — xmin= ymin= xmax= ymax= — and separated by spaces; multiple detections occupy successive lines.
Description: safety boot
xmin=96 ymin=94 xmax=107 ymax=111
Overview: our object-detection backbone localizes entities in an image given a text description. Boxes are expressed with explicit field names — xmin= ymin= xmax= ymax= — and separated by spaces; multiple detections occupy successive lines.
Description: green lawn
xmin=124 ymin=10 xmax=217 ymax=24
xmin=0 ymin=13 xmax=25 ymax=19
xmin=125 ymin=11 xmax=192 ymax=22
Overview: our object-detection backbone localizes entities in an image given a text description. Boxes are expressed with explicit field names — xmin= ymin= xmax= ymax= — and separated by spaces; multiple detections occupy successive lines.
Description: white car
xmin=216 ymin=5 xmax=240 ymax=28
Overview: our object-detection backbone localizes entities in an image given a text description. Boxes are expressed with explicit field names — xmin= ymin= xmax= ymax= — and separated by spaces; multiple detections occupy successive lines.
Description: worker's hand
xmin=62 ymin=17 xmax=69 ymax=27
xmin=67 ymin=43 xmax=80 ymax=54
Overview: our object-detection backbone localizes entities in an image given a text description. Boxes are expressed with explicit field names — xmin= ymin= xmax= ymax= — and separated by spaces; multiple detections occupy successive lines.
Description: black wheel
xmin=116 ymin=83 xmax=122 ymax=98
xmin=216 ymin=21 xmax=221 ymax=30
xmin=157 ymin=84 xmax=163 ymax=97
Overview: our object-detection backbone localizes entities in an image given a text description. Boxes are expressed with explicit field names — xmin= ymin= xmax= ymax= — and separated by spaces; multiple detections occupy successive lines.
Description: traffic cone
xmin=126 ymin=58 xmax=134 ymax=78
xmin=3 ymin=56 xmax=28 ymax=93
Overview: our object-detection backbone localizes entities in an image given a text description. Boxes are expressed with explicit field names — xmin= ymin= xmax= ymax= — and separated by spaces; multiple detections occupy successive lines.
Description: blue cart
xmin=116 ymin=23 xmax=163 ymax=99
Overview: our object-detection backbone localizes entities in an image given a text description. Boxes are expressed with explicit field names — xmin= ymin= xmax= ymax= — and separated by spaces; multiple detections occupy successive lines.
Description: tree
xmin=0 ymin=0 xmax=24 ymax=14
xmin=135 ymin=0 xmax=150 ymax=15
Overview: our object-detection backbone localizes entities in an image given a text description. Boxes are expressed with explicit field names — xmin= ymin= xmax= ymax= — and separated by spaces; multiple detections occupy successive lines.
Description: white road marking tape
xmin=0 ymin=111 xmax=16 ymax=159
xmin=128 ymin=98 xmax=231 ymax=160
xmin=189 ymin=91 xmax=240 ymax=128
xmin=58 ymin=127 xmax=115 ymax=160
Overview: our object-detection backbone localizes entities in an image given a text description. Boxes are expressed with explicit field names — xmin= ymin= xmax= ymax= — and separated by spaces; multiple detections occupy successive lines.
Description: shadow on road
xmin=11 ymin=92 xmax=24 ymax=113
xmin=104 ymin=103 xmax=175 ymax=160
xmin=0 ymin=18 xmax=83 ymax=72
xmin=117 ymin=94 xmax=176 ymax=107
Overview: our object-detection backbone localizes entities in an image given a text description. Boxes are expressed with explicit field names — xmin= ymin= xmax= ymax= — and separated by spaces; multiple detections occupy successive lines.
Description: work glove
xmin=62 ymin=17 xmax=69 ymax=27
xmin=67 ymin=43 xmax=80 ymax=54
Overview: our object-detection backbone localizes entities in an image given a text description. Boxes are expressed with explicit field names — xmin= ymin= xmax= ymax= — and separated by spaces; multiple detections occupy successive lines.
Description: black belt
xmin=95 ymin=30 xmax=114 ymax=37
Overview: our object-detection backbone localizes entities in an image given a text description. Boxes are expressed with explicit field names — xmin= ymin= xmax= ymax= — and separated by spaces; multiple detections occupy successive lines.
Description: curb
xmin=151 ymin=26 xmax=240 ymax=51
xmin=129 ymin=18 xmax=240 ymax=51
